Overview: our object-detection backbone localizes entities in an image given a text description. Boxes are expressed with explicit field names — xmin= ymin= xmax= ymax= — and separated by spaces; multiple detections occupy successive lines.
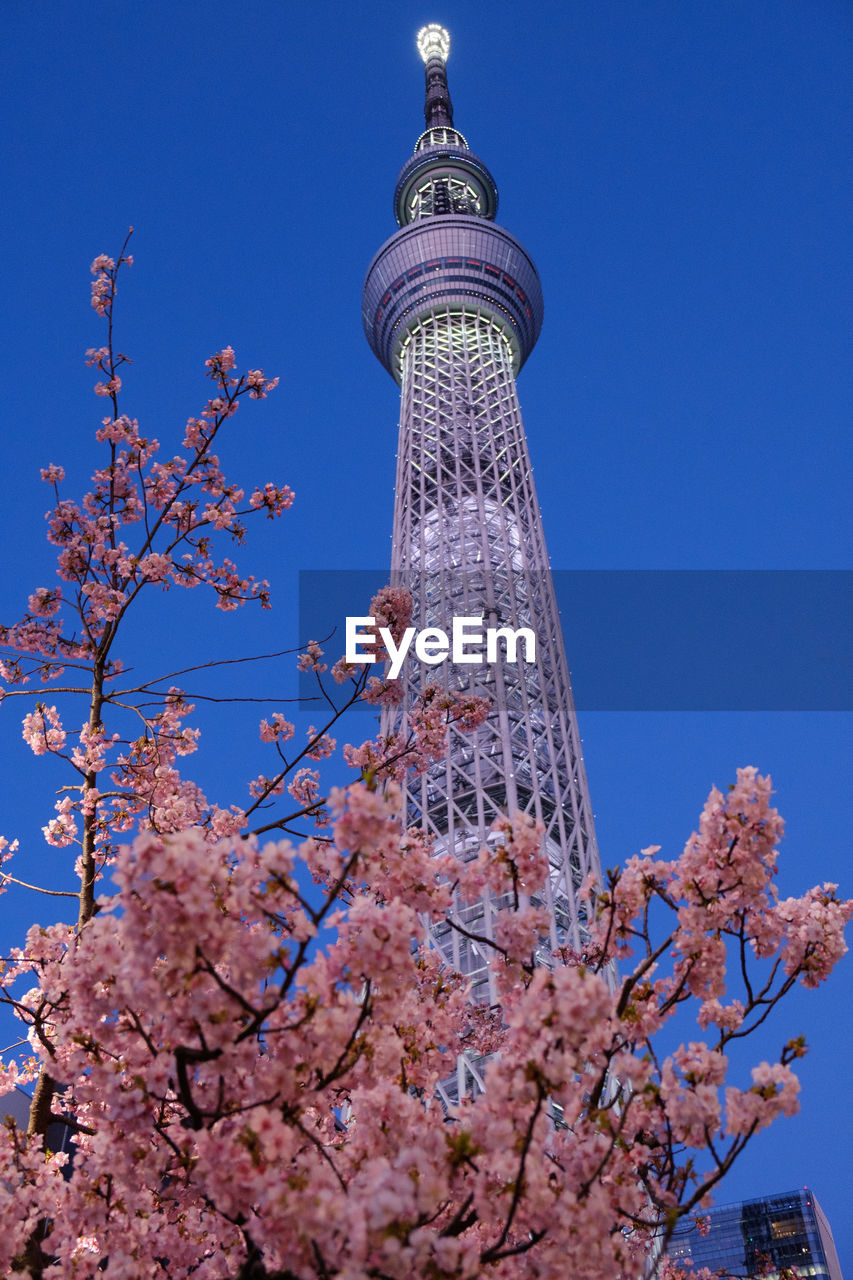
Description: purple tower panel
xmin=362 ymin=216 xmax=544 ymax=379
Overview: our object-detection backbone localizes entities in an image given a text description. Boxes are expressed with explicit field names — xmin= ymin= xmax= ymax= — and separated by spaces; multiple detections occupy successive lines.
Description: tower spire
xmin=417 ymin=24 xmax=454 ymax=129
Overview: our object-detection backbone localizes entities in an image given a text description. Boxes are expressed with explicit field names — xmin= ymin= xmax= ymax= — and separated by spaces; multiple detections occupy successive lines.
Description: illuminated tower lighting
xmin=362 ymin=27 xmax=605 ymax=1104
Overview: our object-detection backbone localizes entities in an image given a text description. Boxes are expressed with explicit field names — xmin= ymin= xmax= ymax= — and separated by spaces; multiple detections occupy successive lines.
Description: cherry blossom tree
xmin=0 ymin=244 xmax=849 ymax=1279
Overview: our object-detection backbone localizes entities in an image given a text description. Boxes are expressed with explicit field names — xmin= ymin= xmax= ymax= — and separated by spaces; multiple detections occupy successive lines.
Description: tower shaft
xmin=392 ymin=305 xmax=599 ymax=964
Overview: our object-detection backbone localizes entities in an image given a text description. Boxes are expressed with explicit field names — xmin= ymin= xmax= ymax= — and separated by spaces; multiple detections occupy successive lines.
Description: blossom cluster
xmin=0 ymin=761 xmax=847 ymax=1278
xmin=2 ymin=253 xmax=290 ymax=691
xmin=0 ymin=249 xmax=849 ymax=1279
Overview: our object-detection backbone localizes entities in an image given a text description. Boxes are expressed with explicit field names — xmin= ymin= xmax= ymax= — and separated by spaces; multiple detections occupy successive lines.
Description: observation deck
xmin=362 ymin=216 xmax=543 ymax=381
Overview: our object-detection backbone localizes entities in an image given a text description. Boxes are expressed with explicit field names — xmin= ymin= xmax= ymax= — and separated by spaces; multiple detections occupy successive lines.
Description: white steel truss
xmin=385 ymin=309 xmax=603 ymax=1104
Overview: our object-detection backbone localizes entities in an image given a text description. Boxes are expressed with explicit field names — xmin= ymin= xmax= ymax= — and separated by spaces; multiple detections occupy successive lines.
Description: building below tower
xmin=668 ymin=1188 xmax=844 ymax=1280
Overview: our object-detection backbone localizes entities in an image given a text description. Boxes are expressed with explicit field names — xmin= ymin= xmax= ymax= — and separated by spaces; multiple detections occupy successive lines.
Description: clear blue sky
xmin=2 ymin=0 xmax=851 ymax=1269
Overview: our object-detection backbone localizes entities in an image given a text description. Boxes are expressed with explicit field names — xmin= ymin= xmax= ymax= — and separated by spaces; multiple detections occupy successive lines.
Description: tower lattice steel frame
xmin=362 ymin=26 xmax=604 ymax=1104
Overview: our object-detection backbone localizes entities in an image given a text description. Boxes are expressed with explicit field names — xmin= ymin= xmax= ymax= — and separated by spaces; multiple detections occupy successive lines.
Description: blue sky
xmin=2 ymin=0 xmax=852 ymax=1269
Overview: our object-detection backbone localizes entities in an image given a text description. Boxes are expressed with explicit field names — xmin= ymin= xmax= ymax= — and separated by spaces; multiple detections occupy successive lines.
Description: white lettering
xmin=415 ymin=628 xmax=450 ymax=665
xmin=343 ymin=617 xmax=538 ymax=675
xmin=346 ymin=616 xmax=377 ymax=664
xmin=485 ymin=626 xmax=536 ymax=664
xmin=381 ymin=626 xmax=416 ymax=679
xmin=452 ymin=616 xmax=485 ymax=663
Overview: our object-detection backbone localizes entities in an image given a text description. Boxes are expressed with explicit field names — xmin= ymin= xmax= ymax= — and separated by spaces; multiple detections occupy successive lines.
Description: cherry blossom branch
xmin=0 ymin=874 xmax=78 ymax=899
xmin=484 ymin=1086 xmax=546 ymax=1257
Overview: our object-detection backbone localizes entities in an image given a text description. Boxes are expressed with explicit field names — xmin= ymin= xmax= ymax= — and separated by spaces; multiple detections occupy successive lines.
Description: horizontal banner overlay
xmin=298 ymin=570 xmax=852 ymax=711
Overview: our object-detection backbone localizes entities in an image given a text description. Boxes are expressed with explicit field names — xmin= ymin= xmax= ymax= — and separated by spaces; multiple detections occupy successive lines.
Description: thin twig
xmin=0 ymin=873 xmax=78 ymax=898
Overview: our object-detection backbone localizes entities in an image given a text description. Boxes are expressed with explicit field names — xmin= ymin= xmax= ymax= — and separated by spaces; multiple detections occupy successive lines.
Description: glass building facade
xmin=668 ymin=1189 xmax=844 ymax=1280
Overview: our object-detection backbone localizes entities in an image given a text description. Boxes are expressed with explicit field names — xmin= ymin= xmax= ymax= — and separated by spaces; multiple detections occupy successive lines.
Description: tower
xmin=362 ymin=26 xmax=604 ymax=1103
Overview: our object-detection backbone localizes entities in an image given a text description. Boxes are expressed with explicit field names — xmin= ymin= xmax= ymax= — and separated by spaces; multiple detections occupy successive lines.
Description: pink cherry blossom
xmin=42 ymin=796 xmax=78 ymax=847
xmin=93 ymin=376 xmax=121 ymax=397
xmin=297 ymin=640 xmax=327 ymax=673
xmin=249 ymin=482 xmax=294 ymax=516
xmin=0 ymin=246 xmax=848 ymax=1280
xmin=21 ymin=704 xmax=66 ymax=755
xmin=137 ymin=552 xmax=172 ymax=582
xmin=259 ymin=713 xmax=295 ymax=744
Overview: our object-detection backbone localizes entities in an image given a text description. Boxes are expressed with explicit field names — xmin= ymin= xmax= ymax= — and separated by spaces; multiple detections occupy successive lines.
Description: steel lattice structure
xmin=362 ymin=26 xmax=604 ymax=1104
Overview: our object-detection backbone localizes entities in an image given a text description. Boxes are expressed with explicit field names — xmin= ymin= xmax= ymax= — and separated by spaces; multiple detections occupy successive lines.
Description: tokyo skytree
xmin=362 ymin=26 xmax=604 ymax=1102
